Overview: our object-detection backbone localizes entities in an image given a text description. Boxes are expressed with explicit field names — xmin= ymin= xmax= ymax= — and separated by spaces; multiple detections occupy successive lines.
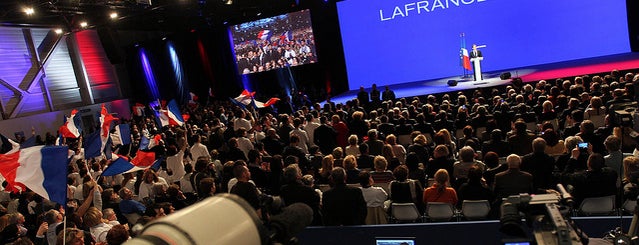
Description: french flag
xmin=139 ymin=134 xmax=161 ymax=150
xmin=165 ymin=100 xmax=185 ymax=127
xmin=132 ymin=103 xmax=145 ymax=117
xmin=234 ymin=90 xmax=256 ymax=105
xmin=0 ymin=135 xmax=67 ymax=205
xmin=59 ymin=109 xmax=82 ymax=138
xmin=188 ymin=92 xmax=198 ymax=105
xmin=257 ymin=30 xmax=271 ymax=41
xmin=280 ymin=31 xmax=292 ymax=44
xmin=111 ymin=124 xmax=131 ymax=146
xmin=253 ymin=98 xmax=280 ymax=108
xmin=131 ymin=149 xmax=157 ymax=168
xmin=101 ymin=155 xmax=163 ymax=176
xmin=461 ymin=48 xmax=471 ymax=71
xmin=100 ymin=105 xmax=118 ymax=150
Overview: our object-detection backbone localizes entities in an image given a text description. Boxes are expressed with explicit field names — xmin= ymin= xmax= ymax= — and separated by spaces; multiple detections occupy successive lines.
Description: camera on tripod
xmin=499 ymin=184 xmax=588 ymax=245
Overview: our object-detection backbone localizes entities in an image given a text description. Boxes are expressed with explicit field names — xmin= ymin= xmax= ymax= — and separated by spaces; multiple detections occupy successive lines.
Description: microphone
xmin=269 ymin=203 xmax=313 ymax=244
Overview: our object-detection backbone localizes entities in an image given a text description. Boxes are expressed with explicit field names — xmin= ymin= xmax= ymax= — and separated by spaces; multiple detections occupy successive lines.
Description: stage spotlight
xmin=223 ymin=0 xmax=232 ymax=5
xmin=24 ymin=7 xmax=35 ymax=15
xmin=257 ymin=12 xmax=262 ymax=16
xmin=80 ymin=22 xmax=88 ymax=28
xmin=110 ymin=12 xmax=118 ymax=19
xmin=54 ymin=28 xmax=63 ymax=34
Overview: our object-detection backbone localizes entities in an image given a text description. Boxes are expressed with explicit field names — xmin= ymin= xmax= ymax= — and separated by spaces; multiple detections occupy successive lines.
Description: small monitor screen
xmin=375 ymin=237 xmax=416 ymax=245
xmin=230 ymin=9 xmax=318 ymax=74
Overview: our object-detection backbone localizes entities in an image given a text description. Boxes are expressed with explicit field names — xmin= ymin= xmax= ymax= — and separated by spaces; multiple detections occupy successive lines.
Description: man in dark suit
xmin=364 ymin=129 xmax=385 ymax=156
xmin=281 ymin=164 xmax=323 ymax=225
xmin=507 ymin=120 xmax=535 ymax=156
xmin=493 ymin=154 xmax=534 ymax=200
xmin=357 ymin=86 xmax=370 ymax=109
xmin=521 ymin=138 xmax=556 ymax=190
xmin=322 ymin=167 xmax=367 ymax=226
xmin=314 ymin=116 xmax=337 ymax=155
xmin=469 ymin=44 xmax=482 ymax=58
xmin=565 ymin=153 xmax=617 ymax=206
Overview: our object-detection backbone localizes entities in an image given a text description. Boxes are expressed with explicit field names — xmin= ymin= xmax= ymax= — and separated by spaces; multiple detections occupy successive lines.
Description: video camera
xmin=500 ymin=184 xmax=588 ymax=245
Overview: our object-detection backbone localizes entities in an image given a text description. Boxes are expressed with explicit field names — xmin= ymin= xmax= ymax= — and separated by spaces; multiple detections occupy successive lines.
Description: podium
xmin=470 ymin=57 xmax=483 ymax=81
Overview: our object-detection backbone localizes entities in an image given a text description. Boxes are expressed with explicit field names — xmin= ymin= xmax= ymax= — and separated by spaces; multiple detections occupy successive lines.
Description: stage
xmin=328 ymin=52 xmax=639 ymax=105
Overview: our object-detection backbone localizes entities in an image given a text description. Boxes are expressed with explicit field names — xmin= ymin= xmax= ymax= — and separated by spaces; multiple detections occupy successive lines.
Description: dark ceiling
xmin=0 ymin=0 xmax=303 ymax=32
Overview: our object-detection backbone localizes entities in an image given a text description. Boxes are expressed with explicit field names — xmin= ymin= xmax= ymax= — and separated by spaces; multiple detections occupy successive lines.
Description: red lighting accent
xmin=190 ymin=29 xmax=196 ymax=33
xmin=75 ymin=30 xmax=117 ymax=95
xmin=197 ymin=38 xmax=216 ymax=96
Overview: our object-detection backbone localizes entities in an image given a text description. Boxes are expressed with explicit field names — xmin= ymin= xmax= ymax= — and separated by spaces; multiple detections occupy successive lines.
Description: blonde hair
xmin=343 ymin=155 xmax=358 ymax=170
xmin=434 ymin=169 xmax=450 ymax=193
xmin=386 ymin=134 xmax=397 ymax=145
xmin=83 ymin=207 xmax=104 ymax=227
xmin=320 ymin=155 xmax=335 ymax=177
xmin=373 ymin=155 xmax=388 ymax=171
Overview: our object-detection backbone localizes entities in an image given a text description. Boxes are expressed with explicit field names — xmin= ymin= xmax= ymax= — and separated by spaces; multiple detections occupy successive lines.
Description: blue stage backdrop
xmin=337 ymin=0 xmax=631 ymax=90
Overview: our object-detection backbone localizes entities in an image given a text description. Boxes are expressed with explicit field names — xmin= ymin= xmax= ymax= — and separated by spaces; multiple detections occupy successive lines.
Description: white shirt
xmin=345 ymin=145 xmax=361 ymax=157
xmin=166 ymin=150 xmax=186 ymax=183
xmin=360 ymin=186 xmax=388 ymax=208
xmin=290 ymin=128 xmax=310 ymax=154
xmin=90 ymin=222 xmax=113 ymax=243
xmin=304 ymin=121 xmax=320 ymax=147
xmin=234 ymin=117 xmax=252 ymax=132
xmin=237 ymin=136 xmax=254 ymax=159
xmin=190 ymin=143 xmax=210 ymax=162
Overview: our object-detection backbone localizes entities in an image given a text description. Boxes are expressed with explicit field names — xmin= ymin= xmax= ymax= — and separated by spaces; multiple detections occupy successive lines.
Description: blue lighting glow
xmin=139 ymin=48 xmax=160 ymax=101
xmin=168 ymin=41 xmax=187 ymax=102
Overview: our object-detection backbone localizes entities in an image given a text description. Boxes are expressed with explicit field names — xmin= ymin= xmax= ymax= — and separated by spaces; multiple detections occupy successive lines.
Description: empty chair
xmin=425 ymin=202 xmax=455 ymax=222
xmin=461 ymin=200 xmax=491 ymax=220
xmin=391 ymin=203 xmax=421 ymax=223
xmin=579 ymin=195 xmax=616 ymax=216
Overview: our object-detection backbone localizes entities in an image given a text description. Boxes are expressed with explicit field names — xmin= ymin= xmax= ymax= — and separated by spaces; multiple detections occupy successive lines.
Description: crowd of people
xmin=1 ymin=69 xmax=639 ymax=244
xmin=232 ymin=10 xmax=317 ymax=74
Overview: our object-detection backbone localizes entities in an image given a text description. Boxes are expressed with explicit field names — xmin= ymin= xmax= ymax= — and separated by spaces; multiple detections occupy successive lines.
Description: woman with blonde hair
xmin=422 ymin=169 xmax=458 ymax=206
xmin=83 ymin=207 xmax=113 ymax=243
xmin=434 ymin=129 xmax=456 ymax=157
xmin=316 ymin=155 xmax=334 ymax=185
xmin=345 ymin=135 xmax=361 ymax=157
xmin=386 ymin=134 xmax=406 ymax=165
xmin=382 ymin=144 xmax=401 ymax=172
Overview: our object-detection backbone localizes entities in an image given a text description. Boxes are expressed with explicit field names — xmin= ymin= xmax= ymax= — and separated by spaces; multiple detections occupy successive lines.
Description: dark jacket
xmin=322 ymin=184 xmax=367 ymax=226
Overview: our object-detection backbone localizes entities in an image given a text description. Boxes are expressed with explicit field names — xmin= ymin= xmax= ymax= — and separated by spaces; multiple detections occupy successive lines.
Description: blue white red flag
xmin=101 ymin=155 xmax=163 ymax=176
xmin=0 ymin=136 xmax=68 ymax=205
xmin=257 ymin=30 xmax=271 ymax=41
xmin=59 ymin=109 xmax=82 ymax=138
xmin=111 ymin=124 xmax=131 ymax=146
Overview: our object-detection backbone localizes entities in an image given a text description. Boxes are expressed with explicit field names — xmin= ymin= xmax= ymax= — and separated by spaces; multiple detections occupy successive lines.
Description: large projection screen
xmin=337 ymin=0 xmax=631 ymax=90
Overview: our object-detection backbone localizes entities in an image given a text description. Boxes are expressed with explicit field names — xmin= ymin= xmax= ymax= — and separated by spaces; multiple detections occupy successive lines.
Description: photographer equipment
xmin=125 ymin=193 xmax=313 ymax=245
xmin=499 ymin=184 xmax=587 ymax=245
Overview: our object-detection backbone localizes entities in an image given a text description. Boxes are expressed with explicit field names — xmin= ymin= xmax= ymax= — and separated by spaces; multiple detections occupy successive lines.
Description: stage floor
xmin=329 ymin=52 xmax=639 ymax=104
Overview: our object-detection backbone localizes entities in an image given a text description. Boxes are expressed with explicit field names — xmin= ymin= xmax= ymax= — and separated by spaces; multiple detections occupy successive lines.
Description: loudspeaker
xmin=500 ymin=72 xmax=512 ymax=80
xmin=511 ymin=78 xmax=523 ymax=88
xmin=447 ymin=80 xmax=457 ymax=86
xmin=97 ymin=27 xmax=123 ymax=64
